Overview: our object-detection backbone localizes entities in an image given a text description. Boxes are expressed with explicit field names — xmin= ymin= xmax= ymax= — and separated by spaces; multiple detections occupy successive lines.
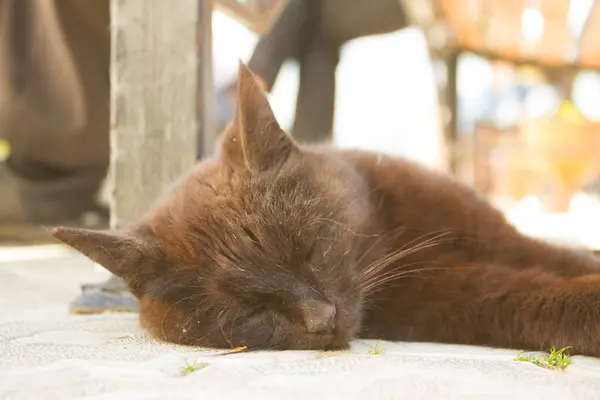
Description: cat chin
xmin=263 ymin=334 xmax=347 ymax=351
xmin=322 ymin=338 xmax=352 ymax=351
xmin=142 ymin=326 xmax=350 ymax=351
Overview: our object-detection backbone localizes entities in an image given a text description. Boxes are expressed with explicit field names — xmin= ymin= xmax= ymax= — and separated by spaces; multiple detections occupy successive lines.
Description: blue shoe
xmin=69 ymin=275 xmax=139 ymax=314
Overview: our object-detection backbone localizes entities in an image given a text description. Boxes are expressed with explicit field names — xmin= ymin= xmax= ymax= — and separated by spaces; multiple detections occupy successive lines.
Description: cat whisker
xmin=375 ymin=236 xmax=457 ymax=269
xmin=362 ymin=265 xmax=462 ymax=295
xmin=392 ymin=229 xmax=455 ymax=255
xmin=358 ymin=260 xmax=444 ymax=288
xmin=228 ymin=310 xmax=242 ymax=348
xmin=355 ymin=232 xmax=457 ymax=284
xmin=364 ymin=231 xmax=457 ymax=272
xmin=353 ymin=233 xmax=389 ymax=271
xmin=360 ymin=266 xmax=446 ymax=294
xmin=354 ymin=225 xmax=412 ymax=253
xmin=308 ymin=217 xmax=353 ymax=234
xmin=354 ymin=230 xmax=465 ymax=297
xmin=364 ymin=268 xmax=444 ymax=296
xmin=357 ymin=239 xmax=454 ymax=283
xmin=217 ymin=309 xmax=231 ymax=346
xmin=356 ymin=229 xmax=451 ymax=277
xmin=178 ymin=311 xmax=201 ymax=344
xmin=357 ymin=259 xmax=433 ymax=293
xmin=160 ymin=291 xmax=215 ymax=340
xmin=364 ymin=265 xmax=477 ymax=296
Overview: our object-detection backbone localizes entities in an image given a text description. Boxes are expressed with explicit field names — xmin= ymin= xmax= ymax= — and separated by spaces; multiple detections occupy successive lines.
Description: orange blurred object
xmin=490 ymin=135 xmax=538 ymax=201
xmin=520 ymin=104 xmax=600 ymax=212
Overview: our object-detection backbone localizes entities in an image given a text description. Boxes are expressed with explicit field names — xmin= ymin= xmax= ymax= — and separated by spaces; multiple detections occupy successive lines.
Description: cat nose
xmin=298 ymin=299 xmax=336 ymax=334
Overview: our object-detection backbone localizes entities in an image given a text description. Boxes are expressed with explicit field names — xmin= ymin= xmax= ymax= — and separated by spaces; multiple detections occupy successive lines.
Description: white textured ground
xmin=2 ymin=246 xmax=600 ymax=400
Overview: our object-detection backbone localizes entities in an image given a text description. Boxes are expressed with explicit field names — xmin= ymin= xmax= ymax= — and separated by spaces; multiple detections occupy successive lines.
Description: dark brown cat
xmin=53 ymin=62 xmax=600 ymax=356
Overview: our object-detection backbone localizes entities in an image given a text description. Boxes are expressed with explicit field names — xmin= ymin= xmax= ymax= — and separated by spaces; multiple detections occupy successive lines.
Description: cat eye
xmin=306 ymin=242 xmax=318 ymax=261
xmin=242 ymin=226 xmax=262 ymax=246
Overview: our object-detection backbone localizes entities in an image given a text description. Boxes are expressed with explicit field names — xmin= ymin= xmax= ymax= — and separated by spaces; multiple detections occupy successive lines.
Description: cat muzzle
xmin=298 ymin=299 xmax=336 ymax=334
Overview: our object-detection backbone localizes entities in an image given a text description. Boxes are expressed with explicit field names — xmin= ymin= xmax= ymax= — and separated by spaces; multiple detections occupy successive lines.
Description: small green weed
xmin=367 ymin=341 xmax=386 ymax=355
xmin=514 ymin=346 xmax=572 ymax=371
xmin=181 ymin=358 xmax=208 ymax=376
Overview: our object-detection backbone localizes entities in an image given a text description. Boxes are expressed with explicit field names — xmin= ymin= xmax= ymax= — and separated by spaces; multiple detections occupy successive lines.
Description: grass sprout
xmin=514 ymin=346 xmax=572 ymax=371
xmin=367 ymin=341 xmax=386 ymax=355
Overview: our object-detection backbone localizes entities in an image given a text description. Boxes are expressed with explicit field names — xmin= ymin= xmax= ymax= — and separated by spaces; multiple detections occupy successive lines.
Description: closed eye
xmin=306 ymin=241 xmax=318 ymax=261
xmin=242 ymin=226 xmax=263 ymax=249
xmin=237 ymin=291 xmax=293 ymax=317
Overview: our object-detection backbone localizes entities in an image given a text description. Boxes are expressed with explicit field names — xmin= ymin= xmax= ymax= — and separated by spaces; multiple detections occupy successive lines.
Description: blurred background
xmin=210 ymin=11 xmax=444 ymax=167
xmin=209 ymin=0 xmax=600 ymax=248
xmin=1 ymin=0 xmax=600 ymax=251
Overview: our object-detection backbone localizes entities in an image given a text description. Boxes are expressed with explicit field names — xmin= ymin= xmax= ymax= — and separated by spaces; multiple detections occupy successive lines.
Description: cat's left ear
xmin=221 ymin=60 xmax=298 ymax=172
xmin=50 ymin=226 xmax=154 ymax=291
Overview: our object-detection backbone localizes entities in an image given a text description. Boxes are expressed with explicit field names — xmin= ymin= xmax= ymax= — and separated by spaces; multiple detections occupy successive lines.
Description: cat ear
xmin=50 ymin=227 xmax=148 ymax=281
xmin=221 ymin=60 xmax=298 ymax=172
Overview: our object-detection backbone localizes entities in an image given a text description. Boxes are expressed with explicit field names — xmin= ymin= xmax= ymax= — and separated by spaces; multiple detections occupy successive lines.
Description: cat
xmin=52 ymin=61 xmax=600 ymax=356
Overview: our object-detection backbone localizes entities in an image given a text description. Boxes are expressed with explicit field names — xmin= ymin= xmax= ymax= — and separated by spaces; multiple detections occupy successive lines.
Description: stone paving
xmin=2 ymin=245 xmax=600 ymax=399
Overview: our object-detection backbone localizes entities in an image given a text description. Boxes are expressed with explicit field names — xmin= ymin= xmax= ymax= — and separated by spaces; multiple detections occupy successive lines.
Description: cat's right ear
xmin=51 ymin=227 xmax=149 ymax=285
xmin=221 ymin=60 xmax=299 ymax=173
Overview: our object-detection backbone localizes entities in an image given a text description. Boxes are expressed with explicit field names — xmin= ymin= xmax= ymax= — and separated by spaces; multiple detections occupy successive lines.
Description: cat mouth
xmin=323 ymin=335 xmax=350 ymax=350
xmin=308 ymin=332 xmax=335 ymax=339
xmin=305 ymin=330 xmax=350 ymax=350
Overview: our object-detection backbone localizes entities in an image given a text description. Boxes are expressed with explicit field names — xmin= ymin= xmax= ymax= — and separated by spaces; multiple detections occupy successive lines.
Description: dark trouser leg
xmin=247 ymin=0 xmax=409 ymax=143
xmin=320 ymin=0 xmax=409 ymax=44
xmin=292 ymin=40 xmax=339 ymax=143
xmin=0 ymin=0 xmax=136 ymax=313
xmin=0 ymin=0 xmax=110 ymax=231
xmin=0 ymin=0 xmax=110 ymax=171
xmin=247 ymin=0 xmax=307 ymax=91
xmin=248 ymin=0 xmax=338 ymax=142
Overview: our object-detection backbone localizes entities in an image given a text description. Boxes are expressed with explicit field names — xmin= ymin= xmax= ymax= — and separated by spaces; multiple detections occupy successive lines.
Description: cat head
xmin=52 ymin=61 xmax=371 ymax=350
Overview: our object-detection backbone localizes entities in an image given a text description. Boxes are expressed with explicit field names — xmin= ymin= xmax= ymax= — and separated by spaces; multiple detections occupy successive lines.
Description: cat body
xmin=53 ymin=62 xmax=600 ymax=356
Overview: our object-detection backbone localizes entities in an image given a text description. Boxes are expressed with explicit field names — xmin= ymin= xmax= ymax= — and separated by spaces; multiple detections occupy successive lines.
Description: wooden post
xmin=443 ymin=50 xmax=459 ymax=174
xmin=197 ymin=0 xmax=218 ymax=159
xmin=109 ymin=0 xmax=199 ymax=228
xmin=69 ymin=0 xmax=206 ymax=314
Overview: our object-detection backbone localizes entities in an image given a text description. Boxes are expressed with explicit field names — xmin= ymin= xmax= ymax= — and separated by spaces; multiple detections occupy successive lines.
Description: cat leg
xmin=407 ymin=264 xmax=600 ymax=357
xmin=490 ymin=232 xmax=600 ymax=277
xmin=475 ymin=204 xmax=600 ymax=277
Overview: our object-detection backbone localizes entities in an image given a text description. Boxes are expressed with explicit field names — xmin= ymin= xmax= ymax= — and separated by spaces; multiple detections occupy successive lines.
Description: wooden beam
xmin=215 ymin=0 xmax=283 ymax=34
xmin=436 ymin=0 xmax=600 ymax=70
xmin=578 ymin=1 xmax=600 ymax=68
xmin=197 ymin=0 xmax=218 ymax=158
xmin=69 ymin=0 xmax=201 ymax=314
xmin=444 ymin=51 xmax=459 ymax=174
xmin=109 ymin=0 xmax=198 ymax=228
xmin=457 ymin=47 xmax=600 ymax=73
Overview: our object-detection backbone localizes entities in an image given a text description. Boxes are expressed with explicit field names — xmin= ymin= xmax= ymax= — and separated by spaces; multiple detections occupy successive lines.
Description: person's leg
xmin=247 ymin=0 xmax=307 ymax=92
xmin=292 ymin=40 xmax=339 ymax=143
xmin=247 ymin=0 xmax=410 ymax=143
xmin=0 ymin=0 xmax=110 ymax=242
xmin=320 ymin=0 xmax=409 ymax=44
xmin=0 ymin=0 xmax=135 ymax=312
xmin=0 ymin=0 xmax=110 ymax=170
xmin=247 ymin=0 xmax=338 ymax=142
xmin=291 ymin=0 xmax=409 ymax=142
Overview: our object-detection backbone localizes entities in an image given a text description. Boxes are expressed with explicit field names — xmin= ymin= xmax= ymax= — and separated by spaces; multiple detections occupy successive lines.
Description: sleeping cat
xmin=53 ymin=62 xmax=600 ymax=356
